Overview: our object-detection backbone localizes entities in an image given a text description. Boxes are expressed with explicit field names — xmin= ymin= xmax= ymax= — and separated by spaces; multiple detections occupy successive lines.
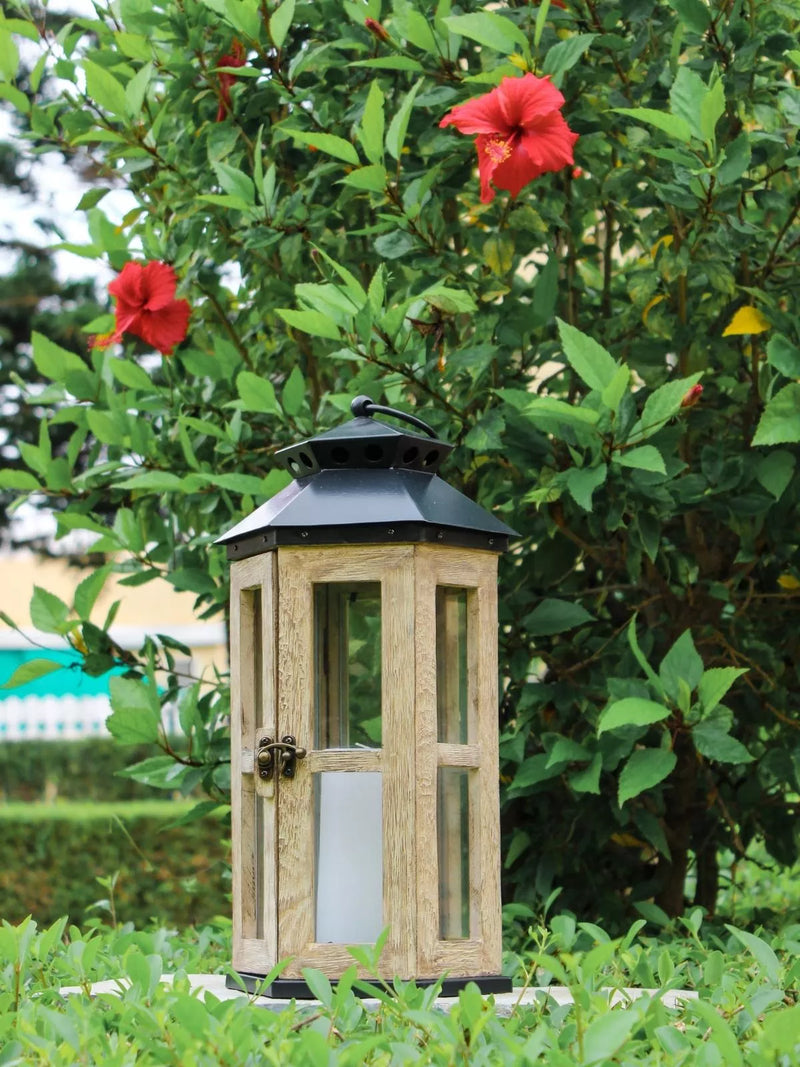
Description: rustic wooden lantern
xmin=216 ymin=396 xmax=516 ymax=997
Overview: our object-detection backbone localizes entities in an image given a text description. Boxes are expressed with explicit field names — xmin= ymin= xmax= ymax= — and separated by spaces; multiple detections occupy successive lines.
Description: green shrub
xmin=0 ymin=801 xmax=229 ymax=927
xmin=4 ymin=0 xmax=800 ymax=924
xmin=3 ymin=910 xmax=800 ymax=1064
xmin=0 ymin=739 xmax=170 ymax=802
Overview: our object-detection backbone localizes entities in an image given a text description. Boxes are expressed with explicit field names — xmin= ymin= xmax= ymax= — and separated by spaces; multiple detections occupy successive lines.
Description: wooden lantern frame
xmin=220 ymin=398 xmax=515 ymax=997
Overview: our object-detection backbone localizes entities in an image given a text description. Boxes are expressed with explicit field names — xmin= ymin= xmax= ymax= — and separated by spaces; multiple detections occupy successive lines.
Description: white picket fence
xmin=0 ymin=694 xmax=180 ymax=742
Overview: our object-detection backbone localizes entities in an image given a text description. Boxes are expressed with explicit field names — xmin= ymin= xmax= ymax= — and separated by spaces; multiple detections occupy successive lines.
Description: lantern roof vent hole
xmin=276 ymin=396 xmax=452 ymax=479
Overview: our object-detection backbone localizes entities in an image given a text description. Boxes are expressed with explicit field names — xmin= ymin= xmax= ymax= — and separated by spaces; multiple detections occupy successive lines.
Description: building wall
xmin=0 ymin=552 xmax=228 ymax=741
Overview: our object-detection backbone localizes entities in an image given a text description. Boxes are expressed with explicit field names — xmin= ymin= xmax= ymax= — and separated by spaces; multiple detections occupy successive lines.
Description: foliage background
xmin=2 ymin=0 xmax=800 ymax=925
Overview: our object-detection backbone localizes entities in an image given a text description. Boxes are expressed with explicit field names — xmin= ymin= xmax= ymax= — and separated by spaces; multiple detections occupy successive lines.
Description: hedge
xmin=0 ymin=739 xmax=181 ymax=802
xmin=0 ymin=801 xmax=229 ymax=927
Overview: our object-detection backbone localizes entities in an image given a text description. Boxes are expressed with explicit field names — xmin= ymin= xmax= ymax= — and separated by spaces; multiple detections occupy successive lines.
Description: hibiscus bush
xmin=3 ymin=0 xmax=800 ymax=923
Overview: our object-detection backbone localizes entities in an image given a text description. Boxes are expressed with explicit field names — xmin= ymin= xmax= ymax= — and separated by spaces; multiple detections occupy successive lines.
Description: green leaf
xmin=724 ymin=925 xmax=782 ymax=985
xmin=718 ymin=132 xmax=751 ymax=185
xmin=766 ymin=335 xmax=800 ymax=378
xmin=569 ymin=753 xmax=602 ymax=794
xmin=117 ymin=471 xmax=186 ymax=491
xmin=30 ymin=587 xmax=70 ymax=634
xmin=386 ymin=80 xmax=423 ymax=161
xmin=757 ymin=450 xmax=795 ymax=499
xmin=697 ymin=668 xmax=748 ymax=713
xmin=556 ymin=318 xmax=619 ymax=392
xmin=236 ymin=370 xmax=281 ymax=413
xmin=276 ymin=307 xmax=342 ymax=341
xmin=87 ymin=409 xmax=127 ymax=446
xmin=358 ymin=80 xmax=385 ymax=165
xmin=374 ymin=231 xmax=416 ymax=259
xmin=212 ymin=161 xmax=255 ymax=205
xmin=443 ymin=12 xmax=529 ymax=54
xmin=542 ymin=34 xmax=596 ymax=81
xmin=545 ymin=737 xmax=591 ymax=768
xmin=598 ymin=698 xmax=671 ymax=735
xmin=634 ymin=373 xmax=703 ymax=439
xmin=269 ymin=0 xmax=295 ymax=48
xmin=1 ymin=658 xmax=64 ymax=690
xmin=627 ymin=615 xmax=663 ymax=691
xmin=752 ymin=383 xmax=800 ymax=445
xmin=693 ymin=711 xmax=754 ymax=764
xmin=659 ymin=630 xmax=703 ymax=703
xmin=525 ymin=598 xmax=595 ymax=636
xmin=532 ymin=254 xmax=558 ymax=325
xmin=338 ymin=164 xmax=387 ymax=191
xmin=700 ymin=76 xmax=725 ymax=146
xmin=761 ymin=1003 xmax=800 ymax=1053
xmin=613 ymin=107 xmax=693 ymax=143
xmin=400 ymin=10 xmax=437 ymax=52
xmin=687 ymin=1000 xmax=743 ymax=1067
xmin=211 ymin=473 xmax=269 ymax=495
xmin=618 ymin=748 xmax=677 ymax=805
xmin=32 ymin=332 xmax=88 ymax=381
xmin=83 ymin=59 xmax=129 ymax=120
xmin=107 ymin=676 xmax=161 ymax=745
xmin=282 ymin=128 xmax=359 ymax=165
xmin=565 ymin=463 xmax=607 ymax=511
xmin=74 ymin=565 xmax=112 ymax=620
xmin=669 ymin=66 xmax=708 ymax=141
xmin=422 ymin=284 xmax=477 ymax=314
xmin=581 ymin=1010 xmax=637 ymax=1065
xmin=615 ymin=445 xmax=666 ymax=474
xmin=0 ymin=469 xmax=41 ymax=490
xmin=282 ymin=366 xmax=306 ymax=416
xmin=668 ymin=0 xmax=711 ymax=34
xmin=601 ymin=365 xmax=631 ymax=414
xmin=110 ymin=358 xmax=156 ymax=392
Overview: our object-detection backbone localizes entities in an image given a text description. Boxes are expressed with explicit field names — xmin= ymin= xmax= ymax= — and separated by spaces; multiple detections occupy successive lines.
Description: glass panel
xmin=241 ymin=587 xmax=264 ymax=940
xmin=315 ymin=772 xmax=383 ymax=943
xmin=438 ymin=767 xmax=471 ymax=940
xmin=436 ymin=588 xmax=469 ymax=744
xmin=315 ymin=583 xmax=382 ymax=748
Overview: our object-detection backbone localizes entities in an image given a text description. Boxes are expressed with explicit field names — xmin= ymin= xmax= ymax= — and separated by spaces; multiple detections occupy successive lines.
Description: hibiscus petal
xmin=440 ymin=87 xmax=512 ymax=136
xmin=136 ymin=299 xmax=191 ymax=355
xmin=141 ymin=261 xmax=179 ymax=311
xmin=497 ymin=74 xmax=566 ymax=129
xmin=519 ymin=114 xmax=578 ymax=172
xmin=109 ymin=262 xmax=144 ymax=307
xmin=490 ymin=141 xmax=543 ymax=199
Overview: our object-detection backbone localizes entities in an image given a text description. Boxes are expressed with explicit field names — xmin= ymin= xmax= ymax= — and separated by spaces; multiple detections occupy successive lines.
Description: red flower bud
xmin=572 ymin=166 xmax=584 ymax=179
xmin=680 ymin=384 xmax=704 ymax=408
xmin=365 ymin=17 xmax=390 ymax=42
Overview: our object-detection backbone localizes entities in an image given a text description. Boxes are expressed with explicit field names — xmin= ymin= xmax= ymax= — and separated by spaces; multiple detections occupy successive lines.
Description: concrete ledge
xmin=60 ymin=973 xmax=698 ymax=1014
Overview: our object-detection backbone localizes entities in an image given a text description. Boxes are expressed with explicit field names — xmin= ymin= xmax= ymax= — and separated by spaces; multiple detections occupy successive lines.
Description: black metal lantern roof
xmin=216 ymin=396 xmax=517 ymax=558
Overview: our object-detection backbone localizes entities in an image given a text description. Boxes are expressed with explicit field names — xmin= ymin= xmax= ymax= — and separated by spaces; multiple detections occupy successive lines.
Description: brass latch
xmin=257 ymin=735 xmax=307 ymax=780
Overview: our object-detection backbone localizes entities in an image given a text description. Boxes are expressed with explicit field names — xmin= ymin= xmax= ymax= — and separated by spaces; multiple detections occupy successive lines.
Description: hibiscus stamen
xmin=484 ymin=136 xmax=513 ymax=164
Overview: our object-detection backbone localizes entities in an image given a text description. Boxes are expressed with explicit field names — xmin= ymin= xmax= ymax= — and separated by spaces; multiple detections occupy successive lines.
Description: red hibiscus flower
xmin=215 ymin=40 xmax=246 ymax=122
xmin=95 ymin=261 xmax=191 ymax=356
xmin=439 ymin=73 xmax=578 ymax=204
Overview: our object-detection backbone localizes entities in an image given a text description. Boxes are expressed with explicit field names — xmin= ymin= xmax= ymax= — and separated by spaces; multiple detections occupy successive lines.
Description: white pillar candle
xmin=315 ymin=771 xmax=383 ymax=944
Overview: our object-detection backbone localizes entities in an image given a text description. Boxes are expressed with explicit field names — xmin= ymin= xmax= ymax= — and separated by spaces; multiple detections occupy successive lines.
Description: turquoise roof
xmin=0 ymin=649 xmax=118 ymax=699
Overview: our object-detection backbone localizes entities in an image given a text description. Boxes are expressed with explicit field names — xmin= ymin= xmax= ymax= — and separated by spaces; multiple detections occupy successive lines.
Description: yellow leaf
xmin=509 ymin=53 xmax=529 ymax=71
xmin=722 ymin=305 xmax=771 ymax=336
xmin=650 ymin=234 xmax=673 ymax=258
xmin=642 ymin=294 xmax=665 ymax=325
xmin=778 ymin=574 xmax=800 ymax=590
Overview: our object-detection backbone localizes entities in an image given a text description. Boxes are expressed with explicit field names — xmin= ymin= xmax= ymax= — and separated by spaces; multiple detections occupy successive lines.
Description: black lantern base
xmin=226 ymin=971 xmax=513 ymax=999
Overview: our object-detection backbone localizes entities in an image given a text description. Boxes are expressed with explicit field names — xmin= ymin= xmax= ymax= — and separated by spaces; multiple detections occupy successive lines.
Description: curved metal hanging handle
xmin=350 ymin=395 xmax=438 ymax=439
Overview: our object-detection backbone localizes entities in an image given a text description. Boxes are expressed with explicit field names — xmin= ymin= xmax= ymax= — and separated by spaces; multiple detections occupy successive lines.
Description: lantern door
xmin=274 ymin=545 xmax=417 ymax=980
xmin=230 ymin=553 xmax=279 ymax=978
xmin=414 ymin=546 xmax=503 ymax=980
